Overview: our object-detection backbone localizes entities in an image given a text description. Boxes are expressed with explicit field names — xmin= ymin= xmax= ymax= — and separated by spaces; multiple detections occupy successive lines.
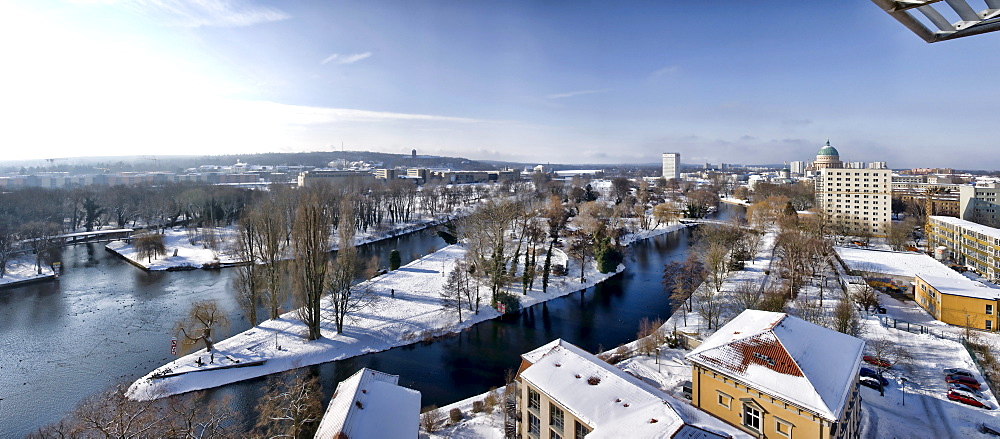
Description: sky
xmin=1 ymin=0 xmax=998 ymax=169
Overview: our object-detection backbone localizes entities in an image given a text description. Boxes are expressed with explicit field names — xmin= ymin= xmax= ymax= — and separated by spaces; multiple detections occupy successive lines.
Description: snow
xmin=314 ymin=368 xmax=420 ymax=439
xmin=834 ymin=246 xmax=952 ymax=279
xmin=128 ymin=221 xmax=690 ymax=400
xmin=106 ymin=227 xmax=238 ymax=271
xmin=0 ymin=255 xmax=57 ymax=288
xmin=930 ymin=215 xmax=1000 ymax=242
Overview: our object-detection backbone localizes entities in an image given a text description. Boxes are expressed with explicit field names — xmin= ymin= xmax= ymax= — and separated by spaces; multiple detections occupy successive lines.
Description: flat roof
xmin=916 ymin=273 xmax=1000 ymax=301
xmin=835 ymin=247 xmax=953 ymax=279
xmin=930 ymin=216 xmax=1000 ymax=241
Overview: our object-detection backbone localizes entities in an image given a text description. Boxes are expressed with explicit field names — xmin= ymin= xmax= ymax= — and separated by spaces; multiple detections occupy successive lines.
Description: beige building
xmin=960 ymin=182 xmax=1000 ymax=228
xmin=517 ymin=339 xmax=738 ymax=439
xmin=816 ymin=167 xmax=892 ymax=236
xmin=686 ymin=310 xmax=864 ymax=439
xmin=811 ymin=140 xmax=843 ymax=171
xmin=914 ymin=273 xmax=1000 ymax=330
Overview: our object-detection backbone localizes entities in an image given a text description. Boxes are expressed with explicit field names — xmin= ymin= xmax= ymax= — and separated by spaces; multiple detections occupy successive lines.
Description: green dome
xmin=817 ymin=140 xmax=839 ymax=157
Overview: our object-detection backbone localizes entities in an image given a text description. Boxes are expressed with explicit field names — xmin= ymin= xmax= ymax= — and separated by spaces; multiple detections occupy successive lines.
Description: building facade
xmin=687 ymin=310 xmax=865 ymax=439
xmin=960 ymin=183 xmax=1000 ymax=228
xmin=816 ymin=166 xmax=892 ymax=236
xmin=662 ymin=152 xmax=680 ymax=181
xmin=927 ymin=215 xmax=1000 ymax=282
xmin=914 ymin=273 xmax=1000 ymax=330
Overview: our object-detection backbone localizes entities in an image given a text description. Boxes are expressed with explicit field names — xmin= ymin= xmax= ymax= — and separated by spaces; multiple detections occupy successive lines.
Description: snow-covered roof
xmin=930 ymin=215 xmax=1000 ymax=241
xmin=314 ymin=368 xmax=421 ymax=439
xmin=835 ymin=246 xmax=953 ymax=279
xmin=916 ymin=273 xmax=1000 ymax=301
xmin=519 ymin=340 xmax=727 ymax=439
xmin=686 ymin=310 xmax=864 ymax=422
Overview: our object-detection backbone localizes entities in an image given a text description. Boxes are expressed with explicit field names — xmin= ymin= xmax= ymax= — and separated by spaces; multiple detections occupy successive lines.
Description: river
xmin=0 ymin=204 xmax=743 ymax=437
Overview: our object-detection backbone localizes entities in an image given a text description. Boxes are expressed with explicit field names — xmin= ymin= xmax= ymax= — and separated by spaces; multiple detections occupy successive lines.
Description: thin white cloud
xmin=76 ymin=0 xmax=290 ymax=27
xmin=321 ymin=52 xmax=373 ymax=65
xmin=545 ymin=89 xmax=607 ymax=99
xmin=651 ymin=65 xmax=679 ymax=77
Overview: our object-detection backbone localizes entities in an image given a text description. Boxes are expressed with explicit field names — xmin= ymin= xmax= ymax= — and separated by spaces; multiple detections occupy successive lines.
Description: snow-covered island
xmin=0 ymin=256 xmax=57 ymax=288
xmin=128 ymin=223 xmax=689 ymax=399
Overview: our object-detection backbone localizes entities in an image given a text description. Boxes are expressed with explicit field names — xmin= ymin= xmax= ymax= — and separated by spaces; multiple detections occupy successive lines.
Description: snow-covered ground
xmin=0 ymin=256 xmax=57 ymax=288
xmin=128 ymin=222 xmax=690 ymax=399
xmin=106 ymin=212 xmax=469 ymax=271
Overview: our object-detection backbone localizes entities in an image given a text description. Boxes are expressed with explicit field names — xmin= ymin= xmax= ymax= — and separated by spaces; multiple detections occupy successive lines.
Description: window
xmin=775 ymin=417 xmax=794 ymax=438
xmin=988 ymin=320 xmax=994 ymax=331
xmin=550 ymin=431 xmax=562 ymax=439
xmin=549 ymin=403 xmax=565 ymax=432
xmin=743 ymin=404 xmax=762 ymax=432
xmin=988 ymin=304 xmax=994 ymax=315
xmin=717 ymin=391 xmax=733 ymax=409
xmin=574 ymin=421 xmax=591 ymax=439
xmin=528 ymin=388 xmax=540 ymax=412
xmin=527 ymin=413 xmax=541 ymax=437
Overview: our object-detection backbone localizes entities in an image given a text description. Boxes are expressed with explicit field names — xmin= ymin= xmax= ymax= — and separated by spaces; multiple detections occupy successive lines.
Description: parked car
xmin=859 ymin=376 xmax=883 ymax=390
xmin=950 ymin=382 xmax=983 ymax=395
xmin=944 ymin=368 xmax=975 ymax=379
xmin=860 ymin=367 xmax=889 ymax=386
xmin=949 ymin=389 xmax=990 ymax=409
xmin=946 ymin=374 xmax=981 ymax=390
xmin=863 ymin=355 xmax=891 ymax=368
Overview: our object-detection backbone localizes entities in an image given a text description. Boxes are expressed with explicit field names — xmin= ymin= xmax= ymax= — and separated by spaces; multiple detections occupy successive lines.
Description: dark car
xmin=944 ymin=368 xmax=975 ymax=379
xmin=863 ymin=355 xmax=891 ymax=368
xmin=859 ymin=376 xmax=883 ymax=390
xmin=860 ymin=367 xmax=889 ymax=387
xmin=948 ymin=389 xmax=990 ymax=409
xmin=946 ymin=374 xmax=981 ymax=390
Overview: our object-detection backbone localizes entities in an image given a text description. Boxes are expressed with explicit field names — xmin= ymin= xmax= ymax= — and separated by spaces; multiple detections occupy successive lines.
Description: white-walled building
xmin=662 ymin=152 xmax=680 ymax=180
xmin=960 ymin=182 xmax=1000 ymax=228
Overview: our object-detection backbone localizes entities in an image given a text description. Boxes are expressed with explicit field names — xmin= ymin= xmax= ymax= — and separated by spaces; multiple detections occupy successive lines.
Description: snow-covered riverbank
xmin=0 ymin=257 xmax=57 ymax=288
xmin=127 ymin=222 xmax=688 ymax=400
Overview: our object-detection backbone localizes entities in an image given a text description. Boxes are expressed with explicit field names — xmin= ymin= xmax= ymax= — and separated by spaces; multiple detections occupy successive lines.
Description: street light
xmin=901 ymin=376 xmax=907 ymax=406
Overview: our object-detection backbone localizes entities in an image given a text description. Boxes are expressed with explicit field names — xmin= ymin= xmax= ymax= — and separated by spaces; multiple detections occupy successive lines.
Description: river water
xmin=0 ymin=204 xmax=742 ymax=437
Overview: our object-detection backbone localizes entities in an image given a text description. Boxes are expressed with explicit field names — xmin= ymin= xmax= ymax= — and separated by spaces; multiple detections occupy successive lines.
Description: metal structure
xmin=871 ymin=0 xmax=1000 ymax=42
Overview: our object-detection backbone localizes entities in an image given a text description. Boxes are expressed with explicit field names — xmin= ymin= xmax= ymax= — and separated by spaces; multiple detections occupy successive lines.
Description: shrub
xmin=472 ymin=400 xmax=485 ymax=413
xmin=420 ymin=406 xmax=441 ymax=432
xmin=389 ymin=249 xmax=401 ymax=271
xmin=449 ymin=408 xmax=463 ymax=424
xmin=495 ymin=292 xmax=522 ymax=314
xmin=483 ymin=389 xmax=498 ymax=413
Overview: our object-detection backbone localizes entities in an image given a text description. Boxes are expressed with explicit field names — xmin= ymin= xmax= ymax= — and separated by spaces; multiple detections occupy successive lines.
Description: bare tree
xmin=326 ymin=197 xmax=374 ymax=334
xmin=233 ymin=211 xmax=262 ymax=326
xmin=731 ymin=280 xmax=762 ymax=313
xmin=292 ymin=190 xmax=333 ymax=341
xmin=176 ymin=300 xmax=230 ymax=359
xmin=255 ymin=371 xmax=324 ymax=439
xmin=695 ymin=286 xmax=725 ymax=330
xmin=0 ymin=218 xmax=19 ymax=278
xmin=134 ymin=233 xmax=167 ymax=264
xmin=463 ymin=199 xmax=521 ymax=305
xmin=441 ymin=262 xmax=467 ymax=323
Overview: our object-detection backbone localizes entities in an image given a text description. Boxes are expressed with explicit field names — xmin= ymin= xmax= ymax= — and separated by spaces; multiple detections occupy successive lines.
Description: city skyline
xmin=3 ymin=1 xmax=999 ymax=169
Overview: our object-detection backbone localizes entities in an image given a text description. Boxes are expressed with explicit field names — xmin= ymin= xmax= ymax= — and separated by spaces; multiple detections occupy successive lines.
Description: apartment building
xmin=927 ymin=215 xmax=1000 ymax=282
xmin=687 ymin=310 xmax=865 ymax=439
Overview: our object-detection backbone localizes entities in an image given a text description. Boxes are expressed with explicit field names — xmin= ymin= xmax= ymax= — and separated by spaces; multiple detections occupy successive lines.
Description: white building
xmin=314 ymin=368 xmax=421 ymax=439
xmin=662 ymin=152 xmax=680 ymax=180
xmin=960 ymin=182 xmax=1000 ymax=228
xmin=812 ymin=142 xmax=892 ymax=236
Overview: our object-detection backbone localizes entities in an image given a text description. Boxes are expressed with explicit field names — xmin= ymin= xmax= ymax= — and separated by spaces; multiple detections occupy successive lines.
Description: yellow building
xmin=914 ymin=273 xmax=1000 ymax=330
xmin=926 ymin=215 xmax=1000 ymax=282
xmin=516 ymin=339 xmax=739 ymax=439
xmin=686 ymin=310 xmax=865 ymax=439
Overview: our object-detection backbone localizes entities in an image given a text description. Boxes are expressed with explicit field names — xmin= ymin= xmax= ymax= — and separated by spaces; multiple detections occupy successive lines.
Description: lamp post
xmin=901 ymin=377 xmax=907 ymax=406
xmin=656 ymin=347 xmax=661 ymax=373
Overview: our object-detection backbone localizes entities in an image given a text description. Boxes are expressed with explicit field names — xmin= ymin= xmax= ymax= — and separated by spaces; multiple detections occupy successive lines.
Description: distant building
xmin=297 ymin=170 xmax=374 ymax=188
xmin=813 ymin=142 xmax=891 ymax=236
xmin=687 ymin=310 xmax=864 ymax=439
xmin=662 ymin=152 xmax=680 ymax=180
xmin=960 ymin=182 xmax=1000 ymax=228
xmin=411 ymin=149 xmax=417 ymax=159
xmin=314 ymin=368 xmax=421 ymax=439
xmin=516 ymin=339 xmax=735 ymax=439
xmin=374 ymin=169 xmax=398 ymax=180
xmin=811 ymin=140 xmax=843 ymax=170
xmin=789 ymin=160 xmax=806 ymax=175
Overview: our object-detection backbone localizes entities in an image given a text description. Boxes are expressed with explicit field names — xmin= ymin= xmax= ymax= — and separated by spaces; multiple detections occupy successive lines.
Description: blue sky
xmin=2 ymin=0 xmax=998 ymax=169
